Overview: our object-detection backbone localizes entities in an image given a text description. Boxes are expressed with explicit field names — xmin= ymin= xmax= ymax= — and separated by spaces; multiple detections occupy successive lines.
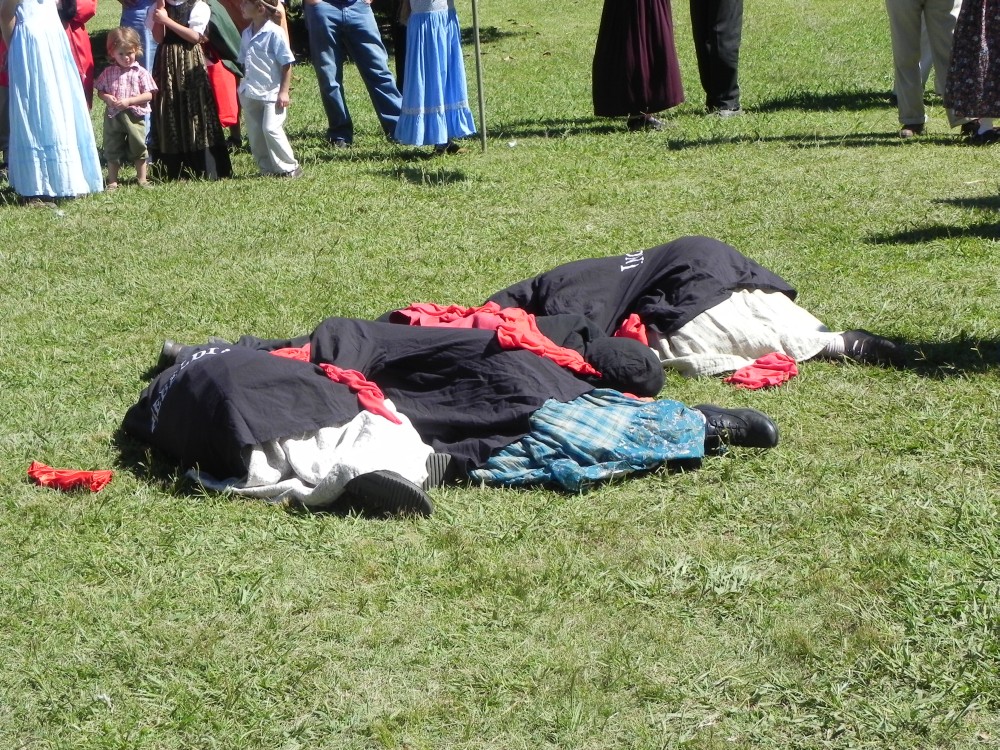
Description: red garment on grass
xmin=394 ymin=302 xmax=601 ymax=377
xmin=270 ymin=344 xmax=402 ymax=424
xmin=724 ymin=352 xmax=798 ymax=389
xmin=614 ymin=313 xmax=648 ymax=345
xmin=28 ymin=461 xmax=113 ymax=492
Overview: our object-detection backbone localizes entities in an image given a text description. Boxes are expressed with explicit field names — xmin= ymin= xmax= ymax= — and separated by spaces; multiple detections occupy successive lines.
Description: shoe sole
xmin=343 ymin=470 xmax=433 ymax=518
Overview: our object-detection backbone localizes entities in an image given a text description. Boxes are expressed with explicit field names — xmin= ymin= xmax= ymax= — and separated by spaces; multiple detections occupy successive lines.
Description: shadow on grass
xmin=868 ymin=221 xmax=1000 ymax=244
xmin=664 ymin=130 xmax=961 ymax=150
xmin=382 ymin=164 xmax=471 ymax=185
xmin=490 ymin=117 xmax=623 ymax=138
xmin=902 ymin=338 xmax=1000 ymax=376
xmin=935 ymin=194 xmax=1000 ymax=211
xmin=755 ymin=89 xmax=896 ymax=113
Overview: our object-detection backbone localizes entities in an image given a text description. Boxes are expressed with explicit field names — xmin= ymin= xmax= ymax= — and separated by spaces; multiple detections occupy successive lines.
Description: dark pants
xmin=689 ymin=0 xmax=743 ymax=111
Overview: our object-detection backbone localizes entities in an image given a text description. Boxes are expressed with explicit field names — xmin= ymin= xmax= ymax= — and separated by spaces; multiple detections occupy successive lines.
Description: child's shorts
xmin=103 ymin=110 xmax=148 ymax=164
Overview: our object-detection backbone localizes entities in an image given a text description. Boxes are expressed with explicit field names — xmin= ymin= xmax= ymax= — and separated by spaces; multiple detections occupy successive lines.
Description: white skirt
xmin=648 ymin=290 xmax=837 ymax=377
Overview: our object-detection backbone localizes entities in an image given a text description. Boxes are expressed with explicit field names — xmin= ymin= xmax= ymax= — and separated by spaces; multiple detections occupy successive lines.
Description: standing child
xmin=237 ymin=0 xmax=299 ymax=177
xmin=394 ymin=0 xmax=476 ymax=154
xmin=147 ymin=0 xmax=232 ymax=179
xmin=0 ymin=0 xmax=102 ymax=202
xmin=95 ymin=26 xmax=157 ymax=188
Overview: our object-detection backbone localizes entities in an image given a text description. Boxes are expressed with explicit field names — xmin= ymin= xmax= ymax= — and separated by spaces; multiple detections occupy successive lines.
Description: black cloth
xmin=123 ymin=346 xmax=364 ymax=479
xmin=592 ymin=0 xmax=684 ymax=117
xmin=302 ymin=319 xmax=593 ymax=470
xmin=486 ymin=236 xmax=796 ymax=337
xmin=124 ymin=320 xmax=595 ymax=478
xmin=690 ymin=0 xmax=743 ymax=111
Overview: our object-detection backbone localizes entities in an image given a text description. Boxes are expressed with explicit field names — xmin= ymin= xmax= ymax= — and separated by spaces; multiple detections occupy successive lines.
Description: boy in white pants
xmin=238 ymin=0 xmax=301 ymax=177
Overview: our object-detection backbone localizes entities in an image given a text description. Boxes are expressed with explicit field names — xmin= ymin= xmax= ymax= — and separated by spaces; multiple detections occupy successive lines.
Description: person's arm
xmin=56 ymin=0 xmax=76 ymax=24
xmin=0 ymin=0 xmax=17 ymax=45
xmin=149 ymin=0 xmax=205 ymax=44
xmin=122 ymin=90 xmax=154 ymax=107
xmin=276 ymin=61 xmax=291 ymax=108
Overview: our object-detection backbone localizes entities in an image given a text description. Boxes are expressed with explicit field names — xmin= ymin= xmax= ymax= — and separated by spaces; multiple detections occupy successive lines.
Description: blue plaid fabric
xmin=469 ymin=389 xmax=705 ymax=491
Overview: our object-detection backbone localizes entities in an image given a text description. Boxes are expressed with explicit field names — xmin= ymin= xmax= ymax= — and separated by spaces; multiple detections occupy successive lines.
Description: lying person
xmin=486 ymin=235 xmax=906 ymax=377
xmin=130 ymin=318 xmax=780 ymax=515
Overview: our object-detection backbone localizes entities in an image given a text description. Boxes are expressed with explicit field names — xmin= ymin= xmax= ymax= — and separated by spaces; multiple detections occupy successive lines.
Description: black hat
xmin=583 ymin=336 xmax=664 ymax=397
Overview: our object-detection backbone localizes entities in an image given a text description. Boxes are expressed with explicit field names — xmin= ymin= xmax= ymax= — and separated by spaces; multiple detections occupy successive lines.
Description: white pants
xmin=239 ymin=94 xmax=299 ymax=175
xmin=885 ymin=0 xmax=962 ymax=127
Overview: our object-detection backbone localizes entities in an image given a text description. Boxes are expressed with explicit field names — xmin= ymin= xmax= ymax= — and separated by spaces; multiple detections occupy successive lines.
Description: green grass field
xmin=1 ymin=0 xmax=999 ymax=747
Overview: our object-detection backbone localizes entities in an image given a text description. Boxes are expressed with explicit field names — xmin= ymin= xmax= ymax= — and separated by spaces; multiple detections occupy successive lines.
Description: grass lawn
xmin=1 ymin=0 xmax=999 ymax=747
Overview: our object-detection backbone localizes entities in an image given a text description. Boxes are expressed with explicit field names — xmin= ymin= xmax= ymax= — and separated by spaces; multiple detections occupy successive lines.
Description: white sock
xmin=821 ymin=333 xmax=846 ymax=356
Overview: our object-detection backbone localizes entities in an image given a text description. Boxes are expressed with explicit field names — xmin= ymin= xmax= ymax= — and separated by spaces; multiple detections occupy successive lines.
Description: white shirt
xmin=238 ymin=19 xmax=295 ymax=101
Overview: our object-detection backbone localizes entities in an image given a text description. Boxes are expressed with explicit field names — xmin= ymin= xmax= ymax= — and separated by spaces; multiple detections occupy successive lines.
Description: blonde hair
xmin=106 ymin=26 xmax=142 ymax=57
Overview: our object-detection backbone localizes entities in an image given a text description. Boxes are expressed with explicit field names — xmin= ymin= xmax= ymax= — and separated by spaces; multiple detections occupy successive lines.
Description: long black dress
xmin=592 ymin=0 xmax=685 ymax=118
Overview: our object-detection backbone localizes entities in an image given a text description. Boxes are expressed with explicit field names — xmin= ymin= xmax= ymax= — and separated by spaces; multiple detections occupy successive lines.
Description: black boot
xmin=694 ymin=404 xmax=780 ymax=453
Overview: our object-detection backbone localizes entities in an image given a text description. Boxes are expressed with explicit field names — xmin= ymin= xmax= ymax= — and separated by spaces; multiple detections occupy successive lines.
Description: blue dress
xmin=395 ymin=0 xmax=476 ymax=147
xmin=7 ymin=0 xmax=103 ymax=197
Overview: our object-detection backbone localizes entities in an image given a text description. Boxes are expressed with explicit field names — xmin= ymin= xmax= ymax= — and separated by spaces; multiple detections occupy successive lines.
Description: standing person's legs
xmin=886 ymin=0 xmax=926 ymax=130
xmin=689 ymin=0 xmax=742 ymax=112
xmin=260 ymin=101 xmax=298 ymax=174
xmin=305 ymin=0 xmax=353 ymax=143
xmin=240 ymin=95 xmax=272 ymax=173
xmin=924 ymin=0 xmax=963 ymax=126
xmin=340 ymin=0 xmax=402 ymax=138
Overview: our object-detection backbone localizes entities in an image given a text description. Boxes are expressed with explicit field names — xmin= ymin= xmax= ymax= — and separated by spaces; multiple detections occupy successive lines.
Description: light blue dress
xmin=7 ymin=0 xmax=103 ymax=197
xmin=395 ymin=0 xmax=476 ymax=147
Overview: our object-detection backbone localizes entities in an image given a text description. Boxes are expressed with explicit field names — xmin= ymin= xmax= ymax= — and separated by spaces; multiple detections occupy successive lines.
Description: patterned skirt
xmin=945 ymin=0 xmax=1000 ymax=118
xmin=153 ymin=41 xmax=226 ymax=156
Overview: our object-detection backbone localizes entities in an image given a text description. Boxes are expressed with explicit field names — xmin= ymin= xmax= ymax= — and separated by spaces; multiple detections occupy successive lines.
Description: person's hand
xmin=277 ymin=91 xmax=290 ymax=109
xmin=151 ymin=0 xmax=167 ymax=23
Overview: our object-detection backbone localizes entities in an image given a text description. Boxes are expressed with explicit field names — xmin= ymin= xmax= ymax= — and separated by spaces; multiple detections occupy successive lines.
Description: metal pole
xmin=470 ymin=0 xmax=486 ymax=151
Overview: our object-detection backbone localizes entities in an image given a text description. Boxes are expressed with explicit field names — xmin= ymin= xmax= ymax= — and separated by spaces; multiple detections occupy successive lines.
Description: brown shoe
xmin=899 ymin=124 xmax=925 ymax=138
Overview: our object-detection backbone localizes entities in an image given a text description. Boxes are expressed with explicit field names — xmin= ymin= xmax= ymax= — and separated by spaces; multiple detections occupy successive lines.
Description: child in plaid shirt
xmin=95 ymin=27 xmax=157 ymax=188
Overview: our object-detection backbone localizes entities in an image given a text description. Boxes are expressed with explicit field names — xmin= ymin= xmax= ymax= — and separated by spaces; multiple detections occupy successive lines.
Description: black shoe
xmin=960 ymin=120 xmax=981 ymax=139
xmin=342 ymin=470 xmax=434 ymax=518
xmin=157 ymin=339 xmax=186 ymax=370
xmin=841 ymin=329 xmax=906 ymax=367
xmin=968 ymin=128 xmax=1000 ymax=146
xmin=627 ymin=114 xmax=666 ymax=131
xmin=693 ymin=404 xmax=779 ymax=452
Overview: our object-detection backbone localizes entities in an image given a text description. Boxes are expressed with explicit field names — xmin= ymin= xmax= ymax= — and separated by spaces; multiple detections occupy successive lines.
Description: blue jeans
xmin=304 ymin=0 xmax=402 ymax=142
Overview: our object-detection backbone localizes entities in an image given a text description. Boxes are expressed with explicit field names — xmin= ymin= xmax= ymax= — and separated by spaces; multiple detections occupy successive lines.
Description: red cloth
xmin=723 ymin=352 xmax=798 ymax=389
xmin=270 ymin=344 xmax=402 ymax=425
xmin=0 ymin=38 xmax=8 ymax=88
xmin=394 ymin=302 xmax=601 ymax=377
xmin=206 ymin=59 xmax=239 ymax=127
xmin=614 ymin=313 xmax=648 ymax=346
xmin=28 ymin=461 xmax=113 ymax=492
